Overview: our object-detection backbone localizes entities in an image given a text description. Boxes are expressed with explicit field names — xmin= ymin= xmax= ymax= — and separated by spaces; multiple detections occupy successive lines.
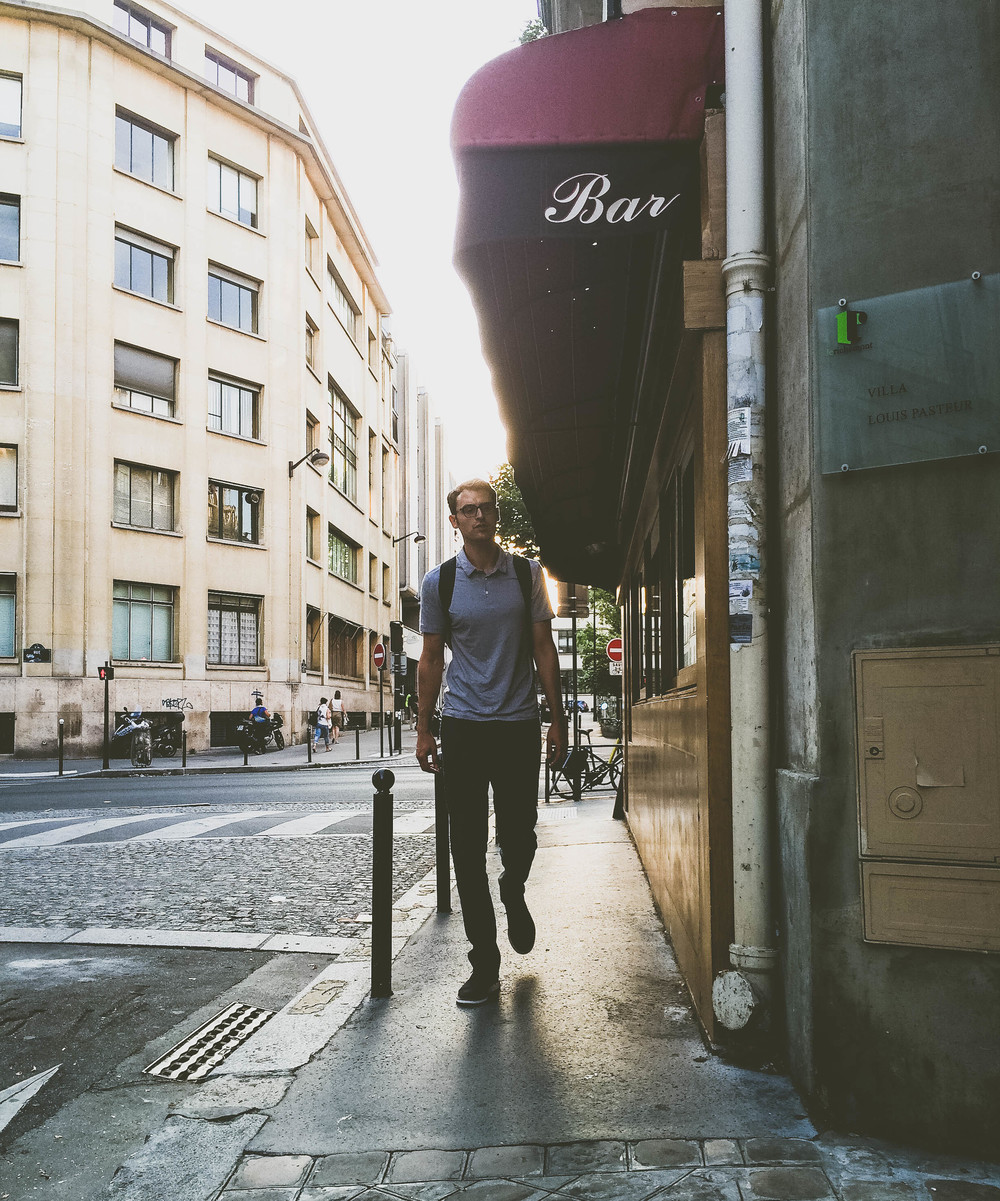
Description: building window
xmin=557 ymin=629 xmax=575 ymax=654
xmin=328 ymin=526 xmax=358 ymax=585
xmin=391 ymin=384 xmax=399 ymax=443
xmin=369 ymin=553 xmax=378 ymax=595
xmin=306 ymin=411 xmax=319 ymax=453
xmin=208 ymin=266 xmax=257 ymax=333
xmin=115 ymin=227 xmax=173 ymax=303
xmin=208 ymin=157 xmax=258 ymax=228
xmin=305 ymin=606 xmax=322 ymax=671
xmin=0 ymin=74 xmax=22 ymax=139
xmin=207 ymin=480 xmax=261 ymax=543
xmin=305 ymin=219 xmax=319 ymax=274
xmin=113 ymin=461 xmax=175 ymax=530
xmin=305 ymin=507 xmax=319 ymax=561
xmin=207 ymin=591 xmax=260 ymax=665
xmin=0 ymin=194 xmax=20 ymax=261
xmin=0 ymin=575 xmax=14 ymax=657
xmin=326 ymin=261 xmax=358 ymax=339
xmin=368 ymin=431 xmax=376 ymax=517
xmin=112 ymin=581 xmax=174 ymax=661
xmin=113 ymin=1 xmax=171 ymax=56
xmin=368 ymin=329 xmax=378 ymax=370
xmin=0 ymin=319 xmax=17 ymax=386
xmin=208 ymin=374 xmax=260 ymax=439
xmin=328 ymin=615 xmax=361 ymax=678
xmin=382 ymin=563 xmax=391 ymax=602
xmin=115 ymin=111 xmax=174 ymax=190
xmin=204 ymin=50 xmax=254 ymax=104
xmin=114 ymin=342 xmax=176 ymax=416
xmin=329 ymin=384 xmax=358 ymax=500
xmin=0 ymin=446 xmax=16 ymax=510
xmin=678 ymin=457 xmax=697 ymax=670
xmin=305 ymin=315 xmax=318 ymax=368
xmin=381 ymin=446 xmax=390 ymax=530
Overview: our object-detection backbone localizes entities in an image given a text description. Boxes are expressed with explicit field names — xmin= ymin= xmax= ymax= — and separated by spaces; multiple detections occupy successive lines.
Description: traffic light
xmin=98 ymin=664 xmax=115 ymax=681
xmin=389 ymin=621 xmax=404 ymax=654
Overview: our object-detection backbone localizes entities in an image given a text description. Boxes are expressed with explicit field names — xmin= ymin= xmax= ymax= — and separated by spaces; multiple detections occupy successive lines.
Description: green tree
xmin=519 ymin=18 xmax=548 ymax=44
xmin=490 ymin=463 xmax=541 ymax=560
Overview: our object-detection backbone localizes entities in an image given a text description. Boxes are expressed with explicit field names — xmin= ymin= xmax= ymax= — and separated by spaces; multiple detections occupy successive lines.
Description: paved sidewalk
xmin=96 ymin=796 xmax=999 ymax=1201
xmin=0 ymin=724 xmax=419 ymax=781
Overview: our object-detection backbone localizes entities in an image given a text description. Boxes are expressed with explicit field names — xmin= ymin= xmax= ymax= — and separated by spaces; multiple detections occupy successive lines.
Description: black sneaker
xmin=503 ymin=895 xmax=536 ymax=955
xmin=456 ymin=972 xmax=500 ymax=1007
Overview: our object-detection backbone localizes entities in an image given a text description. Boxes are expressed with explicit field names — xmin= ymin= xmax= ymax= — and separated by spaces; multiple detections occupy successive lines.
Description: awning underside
xmin=452 ymin=9 xmax=724 ymax=586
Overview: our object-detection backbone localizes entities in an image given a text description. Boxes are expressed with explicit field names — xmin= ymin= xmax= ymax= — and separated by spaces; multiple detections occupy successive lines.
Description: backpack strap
xmin=437 ymin=555 xmax=458 ymax=646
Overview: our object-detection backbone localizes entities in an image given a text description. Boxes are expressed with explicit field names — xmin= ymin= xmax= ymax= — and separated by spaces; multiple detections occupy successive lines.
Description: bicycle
xmin=550 ymin=728 xmax=622 ymax=796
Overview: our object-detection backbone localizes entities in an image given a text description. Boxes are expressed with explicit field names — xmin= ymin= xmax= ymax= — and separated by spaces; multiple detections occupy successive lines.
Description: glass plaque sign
xmin=817 ymin=273 xmax=999 ymax=474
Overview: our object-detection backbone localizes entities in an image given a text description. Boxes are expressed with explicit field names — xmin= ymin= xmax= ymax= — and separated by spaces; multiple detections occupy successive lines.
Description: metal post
xmin=307 ymin=723 xmax=313 ymax=763
xmin=394 ymin=711 xmax=402 ymax=758
xmin=355 ymin=725 xmax=361 ymax=761
xmin=102 ymin=665 xmax=111 ymax=770
xmin=379 ymin=668 xmax=385 ymax=758
xmin=182 ymin=730 xmax=187 ymax=768
xmin=433 ymin=758 xmax=451 ymax=913
xmin=371 ymin=768 xmax=394 ymax=998
xmin=243 ymin=743 xmax=249 ymax=767
xmin=572 ymin=608 xmax=581 ymax=802
xmin=544 ymin=753 xmax=550 ymax=803
xmin=58 ymin=719 xmax=64 ymax=776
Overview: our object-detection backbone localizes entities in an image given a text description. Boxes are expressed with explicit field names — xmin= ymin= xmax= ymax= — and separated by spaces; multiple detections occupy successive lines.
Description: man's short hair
xmin=447 ymin=478 xmax=498 ymax=515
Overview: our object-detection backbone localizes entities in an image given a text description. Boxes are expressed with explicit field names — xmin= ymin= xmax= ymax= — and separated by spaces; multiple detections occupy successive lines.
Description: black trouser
xmin=440 ymin=717 xmax=541 ymax=976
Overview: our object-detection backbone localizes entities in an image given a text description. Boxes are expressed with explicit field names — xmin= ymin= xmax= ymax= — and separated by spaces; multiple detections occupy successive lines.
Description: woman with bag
xmin=329 ymin=690 xmax=347 ymax=744
xmin=313 ymin=697 xmax=332 ymax=752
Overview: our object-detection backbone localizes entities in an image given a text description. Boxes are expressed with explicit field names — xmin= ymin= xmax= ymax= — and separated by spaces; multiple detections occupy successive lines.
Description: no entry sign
xmin=373 ymin=642 xmax=386 ymax=670
xmin=606 ymin=637 xmax=623 ymax=662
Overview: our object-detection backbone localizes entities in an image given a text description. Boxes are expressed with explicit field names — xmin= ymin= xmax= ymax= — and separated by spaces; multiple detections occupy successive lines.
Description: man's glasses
xmin=457 ymin=502 xmax=498 ymax=519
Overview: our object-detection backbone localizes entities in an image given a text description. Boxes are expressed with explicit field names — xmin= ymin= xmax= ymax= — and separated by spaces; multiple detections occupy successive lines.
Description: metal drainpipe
xmin=712 ymin=0 xmax=778 ymax=1035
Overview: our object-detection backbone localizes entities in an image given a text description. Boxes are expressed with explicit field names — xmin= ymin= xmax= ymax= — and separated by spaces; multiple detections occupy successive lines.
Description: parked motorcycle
xmin=112 ymin=709 xmax=153 ymax=768
xmin=112 ymin=710 xmax=178 ymax=760
xmin=237 ymin=711 xmax=285 ymax=755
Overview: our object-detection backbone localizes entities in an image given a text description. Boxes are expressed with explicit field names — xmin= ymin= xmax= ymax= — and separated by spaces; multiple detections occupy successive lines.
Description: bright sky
xmin=192 ymin=0 xmax=540 ymax=480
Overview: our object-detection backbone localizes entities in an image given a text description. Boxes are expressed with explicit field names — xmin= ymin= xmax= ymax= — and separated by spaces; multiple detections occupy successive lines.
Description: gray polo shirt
xmin=419 ymin=547 xmax=554 ymax=722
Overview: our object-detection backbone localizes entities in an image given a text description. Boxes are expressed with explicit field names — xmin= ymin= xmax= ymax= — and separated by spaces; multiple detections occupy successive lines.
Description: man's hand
xmin=416 ymin=729 xmax=440 ymax=773
xmin=545 ymin=717 xmax=568 ymax=767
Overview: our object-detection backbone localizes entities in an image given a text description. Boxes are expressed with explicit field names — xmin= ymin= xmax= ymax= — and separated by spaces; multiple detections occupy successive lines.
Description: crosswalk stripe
xmin=125 ymin=810 xmax=284 ymax=842
xmin=392 ymin=811 xmax=435 ymax=834
xmin=254 ymin=810 xmax=366 ymax=838
xmin=1 ymin=814 xmax=183 ymax=847
xmin=0 ymin=817 xmax=74 ymax=834
xmin=0 ymin=808 xmax=437 ymax=846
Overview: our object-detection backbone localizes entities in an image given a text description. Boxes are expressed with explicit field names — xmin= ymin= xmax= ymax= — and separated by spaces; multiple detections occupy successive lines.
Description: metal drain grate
xmin=143 ymin=1003 xmax=274 ymax=1081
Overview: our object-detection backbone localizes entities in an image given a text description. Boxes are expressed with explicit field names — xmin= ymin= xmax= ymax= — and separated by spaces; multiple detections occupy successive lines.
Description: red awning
xmin=452 ymin=7 xmax=723 ymax=152
xmin=452 ymin=10 xmax=724 ymax=587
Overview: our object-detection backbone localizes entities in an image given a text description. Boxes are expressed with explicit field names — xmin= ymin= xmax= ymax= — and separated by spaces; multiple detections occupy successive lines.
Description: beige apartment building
xmin=0 ymin=0 xmax=400 ymax=755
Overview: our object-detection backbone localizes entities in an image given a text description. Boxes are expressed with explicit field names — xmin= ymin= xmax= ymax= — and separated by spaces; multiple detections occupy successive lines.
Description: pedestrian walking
xmin=416 ymin=478 xmax=567 ymax=1007
xmin=329 ymin=690 xmax=346 ymax=744
xmin=313 ymin=697 xmax=332 ymax=752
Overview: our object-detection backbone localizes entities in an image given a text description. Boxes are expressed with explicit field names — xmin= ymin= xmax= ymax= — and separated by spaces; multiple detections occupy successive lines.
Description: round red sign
xmin=373 ymin=642 xmax=386 ymax=669
xmin=606 ymin=637 xmax=623 ymax=663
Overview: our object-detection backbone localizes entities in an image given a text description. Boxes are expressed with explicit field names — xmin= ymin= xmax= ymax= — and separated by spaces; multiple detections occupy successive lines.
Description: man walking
xmin=416 ymin=478 xmax=567 ymax=1006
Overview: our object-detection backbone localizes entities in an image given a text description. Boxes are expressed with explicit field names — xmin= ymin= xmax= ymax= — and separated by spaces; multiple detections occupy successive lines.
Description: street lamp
xmin=392 ymin=530 xmax=425 ymax=546
xmin=289 ymin=447 xmax=330 ymax=477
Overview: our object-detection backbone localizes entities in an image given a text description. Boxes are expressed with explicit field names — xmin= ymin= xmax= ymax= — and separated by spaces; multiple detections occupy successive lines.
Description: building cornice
xmin=0 ymin=0 xmax=391 ymax=314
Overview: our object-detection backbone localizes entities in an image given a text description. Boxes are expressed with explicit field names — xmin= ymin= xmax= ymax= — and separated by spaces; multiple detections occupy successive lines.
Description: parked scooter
xmin=236 ymin=711 xmax=285 ymax=755
xmin=112 ymin=709 xmax=153 ymax=768
xmin=112 ymin=710 xmax=178 ymax=760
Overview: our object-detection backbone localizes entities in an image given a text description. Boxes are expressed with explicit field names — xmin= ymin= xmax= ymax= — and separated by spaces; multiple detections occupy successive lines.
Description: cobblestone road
xmin=2 ymin=800 xmax=439 ymax=940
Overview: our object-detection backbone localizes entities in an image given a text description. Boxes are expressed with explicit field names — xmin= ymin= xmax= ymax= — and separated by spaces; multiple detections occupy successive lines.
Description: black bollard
xmin=58 ymin=719 xmax=64 ymax=777
xmin=182 ymin=730 xmax=187 ymax=768
xmin=243 ymin=742 xmax=249 ymax=767
xmin=544 ymin=754 xmax=550 ymax=804
xmin=371 ymin=768 xmax=394 ymax=998
xmin=433 ymin=757 xmax=451 ymax=913
xmin=307 ymin=723 xmax=313 ymax=763
xmin=355 ymin=725 xmax=360 ymax=761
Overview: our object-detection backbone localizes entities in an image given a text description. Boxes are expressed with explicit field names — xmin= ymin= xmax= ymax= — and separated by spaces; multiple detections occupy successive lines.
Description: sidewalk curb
xmin=78 ymin=755 xmax=420 ymax=779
